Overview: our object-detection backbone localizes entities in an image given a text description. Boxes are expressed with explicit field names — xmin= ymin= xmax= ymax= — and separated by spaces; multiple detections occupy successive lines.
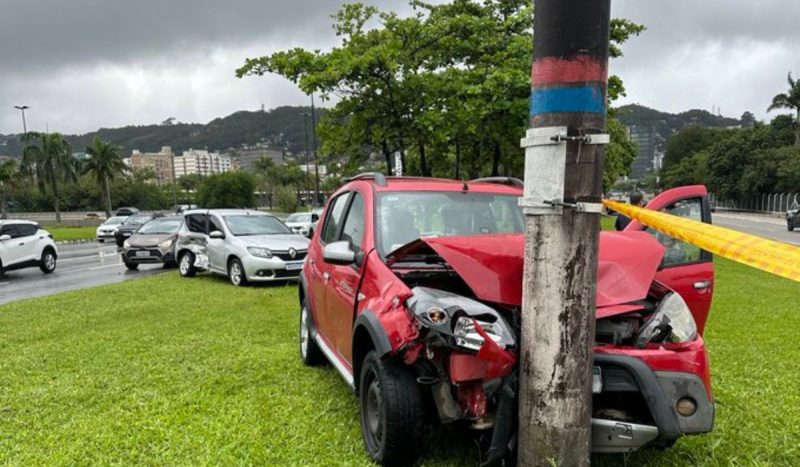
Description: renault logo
xmin=288 ymin=248 xmax=297 ymax=259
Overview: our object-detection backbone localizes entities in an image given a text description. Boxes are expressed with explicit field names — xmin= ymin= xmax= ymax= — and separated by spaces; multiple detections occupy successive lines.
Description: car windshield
xmin=105 ymin=216 xmax=126 ymax=225
xmin=286 ymin=213 xmax=310 ymax=223
xmin=137 ymin=219 xmax=182 ymax=235
xmin=124 ymin=215 xmax=152 ymax=225
xmin=377 ymin=191 xmax=524 ymax=255
xmin=224 ymin=215 xmax=291 ymax=236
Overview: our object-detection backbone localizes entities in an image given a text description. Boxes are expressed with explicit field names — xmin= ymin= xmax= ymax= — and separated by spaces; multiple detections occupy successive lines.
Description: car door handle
xmin=18 ymin=242 xmax=24 ymax=246
xmin=323 ymin=272 xmax=330 ymax=283
xmin=693 ymin=280 xmax=712 ymax=290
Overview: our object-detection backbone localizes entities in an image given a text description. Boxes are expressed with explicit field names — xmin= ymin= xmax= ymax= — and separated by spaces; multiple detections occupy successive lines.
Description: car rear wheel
xmin=39 ymin=249 xmax=57 ymax=274
xmin=228 ymin=258 xmax=247 ymax=286
xmin=359 ymin=351 xmax=424 ymax=466
xmin=299 ymin=300 xmax=326 ymax=366
xmin=124 ymin=260 xmax=139 ymax=270
xmin=788 ymin=220 xmax=794 ymax=231
xmin=179 ymin=252 xmax=197 ymax=277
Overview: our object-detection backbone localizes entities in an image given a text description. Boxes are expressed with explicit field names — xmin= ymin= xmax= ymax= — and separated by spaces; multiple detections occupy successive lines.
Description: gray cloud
xmin=2 ymin=0 xmax=799 ymax=135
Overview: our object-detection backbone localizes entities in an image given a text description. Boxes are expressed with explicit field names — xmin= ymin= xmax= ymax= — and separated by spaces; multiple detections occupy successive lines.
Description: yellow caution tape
xmin=604 ymin=200 xmax=800 ymax=283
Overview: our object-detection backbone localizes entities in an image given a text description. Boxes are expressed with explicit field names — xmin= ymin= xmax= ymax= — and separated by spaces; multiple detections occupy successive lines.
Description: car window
xmin=224 ymin=215 xmax=290 ymax=235
xmin=1 ymin=224 xmax=21 ymax=239
xmin=287 ymin=213 xmax=310 ymax=223
xmin=16 ymin=224 xmax=38 ymax=237
xmin=376 ymin=192 xmax=524 ymax=254
xmin=138 ymin=218 xmax=183 ymax=235
xmin=186 ymin=214 xmax=208 ymax=234
xmin=321 ymin=193 xmax=351 ymax=244
xmin=209 ymin=216 xmax=225 ymax=234
xmin=340 ymin=192 xmax=365 ymax=252
xmin=645 ymin=197 xmax=704 ymax=267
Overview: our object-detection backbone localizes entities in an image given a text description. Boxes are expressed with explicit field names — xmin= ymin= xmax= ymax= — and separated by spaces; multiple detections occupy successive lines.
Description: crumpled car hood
xmin=388 ymin=232 xmax=665 ymax=309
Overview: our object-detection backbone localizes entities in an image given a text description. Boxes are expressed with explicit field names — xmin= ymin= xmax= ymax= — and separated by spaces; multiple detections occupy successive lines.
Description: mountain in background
xmin=616 ymin=104 xmax=744 ymax=136
xmin=0 ymin=106 xmax=326 ymax=159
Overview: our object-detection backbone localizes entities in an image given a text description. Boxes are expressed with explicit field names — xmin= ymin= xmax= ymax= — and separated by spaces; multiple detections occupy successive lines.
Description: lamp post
xmin=14 ymin=105 xmax=29 ymax=136
xmin=311 ymin=94 xmax=321 ymax=207
xmin=301 ymin=111 xmax=311 ymax=208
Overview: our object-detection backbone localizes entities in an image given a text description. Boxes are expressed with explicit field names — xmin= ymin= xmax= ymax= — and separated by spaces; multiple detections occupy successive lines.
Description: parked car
xmin=0 ymin=220 xmax=58 ymax=275
xmin=285 ymin=211 xmax=320 ymax=237
xmin=298 ymin=174 xmax=716 ymax=465
xmin=114 ymin=213 xmax=163 ymax=246
xmin=786 ymin=204 xmax=799 ymax=231
xmin=84 ymin=212 xmax=105 ymax=220
xmin=175 ymin=209 xmax=310 ymax=286
xmin=115 ymin=206 xmax=140 ymax=217
xmin=96 ymin=216 xmax=128 ymax=242
xmin=121 ymin=216 xmax=183 ymax=270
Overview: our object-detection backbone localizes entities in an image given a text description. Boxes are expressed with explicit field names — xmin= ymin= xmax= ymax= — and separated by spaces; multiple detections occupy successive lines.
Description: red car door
xmin=325 ymin=190 xmax=368 ymax=364
xmin=308 ymin=192 xmax=352 ymax=351
xmin=624 ymin=185 xmax=715 ymax=334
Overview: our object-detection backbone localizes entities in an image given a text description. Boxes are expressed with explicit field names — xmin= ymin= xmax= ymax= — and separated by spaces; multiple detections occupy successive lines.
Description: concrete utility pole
xmin=301 ymin=111 xmax=311 ymax=208
xmin=14 ymin=105 xmax=29 ymax=136
xmin=518 ymin=0 xmax=611 ymax=465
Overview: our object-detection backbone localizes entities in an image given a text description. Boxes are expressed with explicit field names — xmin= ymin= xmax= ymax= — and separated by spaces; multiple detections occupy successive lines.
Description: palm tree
xmin=84 ymin=137 xmax=127 ymax=216
xmin=0 ymin=159 xmax=16 ymax=219
xmin=768 ymin=72 xmax=800 ymax=147
xmin=21 ymin=132 xmax=77 ymax=223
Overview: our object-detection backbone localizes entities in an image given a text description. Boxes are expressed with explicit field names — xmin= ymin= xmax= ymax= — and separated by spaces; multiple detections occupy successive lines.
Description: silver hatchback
xmin=175 ymin=209 xmax=310 ymax=286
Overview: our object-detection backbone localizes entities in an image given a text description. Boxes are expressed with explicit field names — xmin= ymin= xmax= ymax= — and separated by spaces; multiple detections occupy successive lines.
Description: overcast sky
xmin=2 ymin=0 xmax=798 ymax=135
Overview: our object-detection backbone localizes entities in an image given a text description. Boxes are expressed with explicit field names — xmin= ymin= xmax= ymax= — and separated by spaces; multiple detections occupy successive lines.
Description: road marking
xmin=86 ymin=264 xmax=124 ymax=271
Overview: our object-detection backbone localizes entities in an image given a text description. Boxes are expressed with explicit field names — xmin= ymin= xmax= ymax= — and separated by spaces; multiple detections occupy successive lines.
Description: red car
xmin=299 ymin=174 xmax=714 ymax=465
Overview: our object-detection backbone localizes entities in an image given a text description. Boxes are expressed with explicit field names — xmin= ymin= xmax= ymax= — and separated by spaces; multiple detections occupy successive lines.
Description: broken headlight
xmin=635 ymin=292 xmax=697 ymax=348
xmin=406 ymin=286 xmax=515 ymax=351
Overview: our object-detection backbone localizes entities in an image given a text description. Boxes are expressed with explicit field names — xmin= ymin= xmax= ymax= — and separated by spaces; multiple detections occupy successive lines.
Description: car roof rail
xmin=345 ymin=172 xmax=387 ymax=187
xmin=470 ymin=177 xmax=524 ymax=188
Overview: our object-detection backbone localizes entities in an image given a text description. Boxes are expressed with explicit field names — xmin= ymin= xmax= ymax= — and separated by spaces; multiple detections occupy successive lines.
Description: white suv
xmin=0 ymin=220 xmax=58 ymax=275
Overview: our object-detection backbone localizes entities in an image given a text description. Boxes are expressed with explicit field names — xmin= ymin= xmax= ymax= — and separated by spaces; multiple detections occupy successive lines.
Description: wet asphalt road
xmin=712 ymin=211 xmax=799 ymax=246
xmin=0 ymin=241 xmax=169 ymax=306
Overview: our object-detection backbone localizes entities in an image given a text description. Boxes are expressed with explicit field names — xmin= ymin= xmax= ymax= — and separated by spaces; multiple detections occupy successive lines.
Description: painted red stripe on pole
xmin=532 ymin=55 xmax=608 ymax=86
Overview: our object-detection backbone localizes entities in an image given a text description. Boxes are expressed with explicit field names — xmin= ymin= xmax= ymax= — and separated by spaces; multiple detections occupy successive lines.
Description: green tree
xmin=662 ymin=126 xmax=725 ymax=172
xmin=767 ymin=72 xmax=800 ymax=147
xmin=275 ymin=185 xmax=298 ymax=213
xmin=83 ymin=137 xmax=127 ymax=216
xmin=21 ymin=132 xmax=77 ymax=223
xmin=662 ymin=151 xmax=709 ymax=188
xmin=196 ymin=172 xmax=256 ymax=209
xmin=0 ymin=159 xmax=17 ymax=219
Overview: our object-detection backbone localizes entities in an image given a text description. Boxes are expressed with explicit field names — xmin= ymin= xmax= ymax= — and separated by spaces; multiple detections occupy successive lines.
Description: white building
xmin=174 ymin=149 xmax=232 ymax=178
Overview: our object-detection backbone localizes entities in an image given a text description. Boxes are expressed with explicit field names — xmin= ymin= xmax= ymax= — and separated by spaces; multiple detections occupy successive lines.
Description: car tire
xmin=124 ymin=260 xmax=139 ymax=270
xmin=115 ymin=238 xmax=124 ymax=247
xmin=98 ymin=239 xmax=104 ymax=243
xmin=228 ymin=258 xmax=248 ymax=286
xmin=788 ymin=220 xmax=794 ymax=232
xmin=359 ymin=350 xmax=424 ymax=466
xmin=299 ymin=300 xmax=326 ymax=366
xmin=39 ymin=249 xmax=57 ymax=274
xmin=178 ymin=251 xmax=197 ymax=277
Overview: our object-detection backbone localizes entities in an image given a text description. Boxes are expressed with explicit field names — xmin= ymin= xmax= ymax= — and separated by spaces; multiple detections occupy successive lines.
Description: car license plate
xmin=134 ymin=250 xmax=150 ymax=257
xmin=285 ymin=261 xmax=304 ymax=271
xmin=592 ymin=366 xmax=603 ymax=394
xmin=122 ymin=232 xmax=131 ymax=237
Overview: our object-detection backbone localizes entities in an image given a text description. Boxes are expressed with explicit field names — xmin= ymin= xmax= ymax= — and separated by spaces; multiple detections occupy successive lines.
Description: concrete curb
xmin=55 ymin=239 xmax=97 ymax=245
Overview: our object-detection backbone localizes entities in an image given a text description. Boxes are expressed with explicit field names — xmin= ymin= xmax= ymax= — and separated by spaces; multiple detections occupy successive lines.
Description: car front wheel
xmin=228 ymin=258 xmax=247 ymax=286
xmin=39 ymin=249 xmax=57 ymax=274
xmin=179 ymin=252 xmax=197 ymax=277
xmin=788 ymin=220 xmax=794 ymax=231
xmin=359 ymin=350 xmax=424 ymax=466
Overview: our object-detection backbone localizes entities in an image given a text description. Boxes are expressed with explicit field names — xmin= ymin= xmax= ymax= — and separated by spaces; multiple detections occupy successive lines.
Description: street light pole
xmin=311 ymin=94 xmax=321 ymax=207
xmin=518 ymin=0 xmax=611 ymax=465
xmin=302 ymin=111 xmax=311 ymax=208
xmin=14 ymin=105 xmax=29 ymax=136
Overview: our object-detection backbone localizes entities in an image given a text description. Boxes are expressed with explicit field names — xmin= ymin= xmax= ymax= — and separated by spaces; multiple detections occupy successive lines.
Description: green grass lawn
xmin=1 ymin=259 xmax=799 ymax=465
xmin=44 ymin=225 xmax=97 ymax=242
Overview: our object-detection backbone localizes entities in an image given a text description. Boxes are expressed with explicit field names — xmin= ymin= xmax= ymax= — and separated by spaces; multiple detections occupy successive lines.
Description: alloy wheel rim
xmin=365 ymin=373 xmax=383 ymax=447
xmin=300 ymin=306 xmax=309 ymax=358
xmin=180 ymin=255 xmax=190 ymax=274
xmin=231 ymin=263 xmax=241 ymax=285
xmin=45 ymin=254 xmax=55 ymax=270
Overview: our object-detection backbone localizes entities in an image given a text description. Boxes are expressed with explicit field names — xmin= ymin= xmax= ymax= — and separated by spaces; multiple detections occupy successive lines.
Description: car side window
xmin=17 ymin=224 xmax=38 ymax=237
xmin=186 ymin=214 xmax=208 ymax=234
xmin=321 ymin=193 xmax=351 ymax=244
xmin=645 ymin=197 xmax=705 ymax=267
xmin=340 ymin=192 xmax=365 ymax=252
xmin=1 ymin=224 xmax=20 ymax=239
xmin=209 ymin=216 xmax=224 ymax=234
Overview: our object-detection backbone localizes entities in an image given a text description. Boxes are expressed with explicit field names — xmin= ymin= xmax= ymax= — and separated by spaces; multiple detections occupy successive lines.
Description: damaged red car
xmin=298 ymin=174 xmax=715 ymax=465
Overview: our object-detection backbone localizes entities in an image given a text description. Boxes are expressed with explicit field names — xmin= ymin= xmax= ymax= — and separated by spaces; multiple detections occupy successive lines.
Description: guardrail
xmin=3 ymin=212 xmax=105 ymax=226
xmin=712 ymin=193 xmax=799 ymax=214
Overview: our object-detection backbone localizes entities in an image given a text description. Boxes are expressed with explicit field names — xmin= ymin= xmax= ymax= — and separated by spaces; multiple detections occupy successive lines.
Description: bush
xmin=275 ymin=185 xmax=298 ymax=213
xmin=196 ymin=172 xmax=256 ymax=209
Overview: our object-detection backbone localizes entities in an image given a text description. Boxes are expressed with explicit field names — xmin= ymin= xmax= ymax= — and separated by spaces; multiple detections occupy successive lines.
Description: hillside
xmin=0 ymin=106 xmax=327 ymax=158
xmin=616 ymin=104 xmax=744 ymax=136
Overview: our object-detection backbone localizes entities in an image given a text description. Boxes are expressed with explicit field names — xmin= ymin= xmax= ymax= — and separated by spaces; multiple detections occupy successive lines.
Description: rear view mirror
xmin=323 ymin=241 xmax=355 ymax=265
xmin=0 ymin=234 xmax=10 ymax=241
xmin=209 ymin=230 xmax=225 ymax=239
xmin=312 ymin=214 xmax=319 ymax=222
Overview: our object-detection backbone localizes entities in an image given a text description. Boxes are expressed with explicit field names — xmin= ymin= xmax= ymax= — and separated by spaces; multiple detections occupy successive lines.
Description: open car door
xmin=624 ymin=185 xmax=715 ymax=334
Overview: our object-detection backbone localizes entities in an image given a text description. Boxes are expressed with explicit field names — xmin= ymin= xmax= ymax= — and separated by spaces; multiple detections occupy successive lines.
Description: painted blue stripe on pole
xmin=530 ymin=85 xmax=605 ymax=115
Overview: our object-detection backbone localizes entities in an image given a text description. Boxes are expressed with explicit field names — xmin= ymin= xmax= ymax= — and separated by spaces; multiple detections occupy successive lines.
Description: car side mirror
xmin=312 ymin=214 xmax=319 ymax=222
xmin=323 ymin=241 xmax=355 ymax=265
xmin=209 ymin=230 xmax=225 ymax=239
xmin=0 ymin=234 xmax=10 ymax=241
